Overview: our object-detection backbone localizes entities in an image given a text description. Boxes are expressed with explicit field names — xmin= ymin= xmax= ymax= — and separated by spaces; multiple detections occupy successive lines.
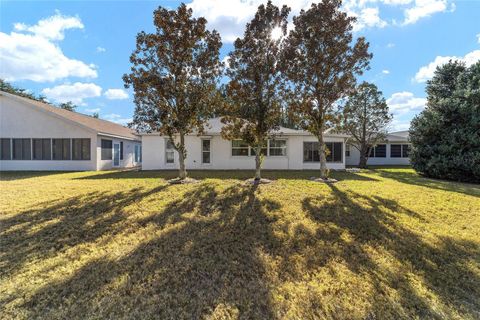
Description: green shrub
xmin=410 ymin=61 xmax=480 ymax=183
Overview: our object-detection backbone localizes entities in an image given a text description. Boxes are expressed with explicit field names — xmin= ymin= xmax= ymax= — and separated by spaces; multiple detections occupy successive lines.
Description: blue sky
xmin=1 ymin=0 xmax=479 ymax=130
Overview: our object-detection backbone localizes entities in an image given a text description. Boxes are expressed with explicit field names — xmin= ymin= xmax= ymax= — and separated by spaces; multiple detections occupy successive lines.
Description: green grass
xmin=1 ymin=168 xmax=479 ymax=319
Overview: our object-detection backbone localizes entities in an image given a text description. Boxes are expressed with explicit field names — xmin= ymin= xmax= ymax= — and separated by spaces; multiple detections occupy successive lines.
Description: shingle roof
xmin=1 ymin=91 xmax=139 ymax=140
xmin=387 ymin=130 xmax=409 ymax=141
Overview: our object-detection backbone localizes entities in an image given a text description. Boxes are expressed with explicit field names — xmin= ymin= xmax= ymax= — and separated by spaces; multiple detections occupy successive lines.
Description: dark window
xmin=33 ymin=139 xmax=51 ymax=160
xmin=72 ymin=139 xmax=91 ymax=160
xmin=101 ymin=139 xmax=112 ymax=160
xmin=232 ymin=140 xmax=249 ymax=156
xmin=369 ymin=144 xmax=386 ymax=158
xmin=52 ymin=139 xmax=71 ymax=160
xmin=303 ymin=142 xmax=320 ymax=162
xmin=346 ymin=144 xmax=351 ymax=157
xmin=1 ymin=138 xmax=11 ymax=160
xmin=391 ymin=144 xmax=402 ymax=158
xmin=120 ymin=141 xmax=124 ymax=160
xmin=402 ymin=144 xmax=410 ymax=158
xmin=202 ymin=139 xmax=211 ymax=164
xmin=269 ymin=139 xmax=287 ymax=156
xmin=12 ymin=139 xmax=31 ymax=160
xmin=305 ymin=142 xmax=342 ymax=162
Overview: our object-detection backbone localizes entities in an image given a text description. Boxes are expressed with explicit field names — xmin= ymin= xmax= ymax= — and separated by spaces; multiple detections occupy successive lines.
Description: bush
xmin=409 ymin=61 xmax=480 ymax=183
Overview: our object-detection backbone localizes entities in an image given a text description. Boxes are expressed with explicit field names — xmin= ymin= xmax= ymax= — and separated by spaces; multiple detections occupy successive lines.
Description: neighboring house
xmin=0 ymin=91 xmax=142 ymax=171
xmin=345 ymin=131 xmax=411 ymax=166
xmin=141 ymin=118 xmax=349 ymax=170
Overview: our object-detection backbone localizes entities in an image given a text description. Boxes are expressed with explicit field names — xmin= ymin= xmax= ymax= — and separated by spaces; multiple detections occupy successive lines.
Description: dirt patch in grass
xmin=1 ymin=169 xmax=479 ymax=319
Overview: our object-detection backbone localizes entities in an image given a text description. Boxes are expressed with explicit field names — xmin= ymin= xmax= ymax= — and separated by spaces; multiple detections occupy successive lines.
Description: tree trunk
xmin=318 ymin=132 xmax=328 ymax=179
xmin=254 ymin=144 xmax=262 ymax=181
xmin=178 ymin=133 xmax=187 ymax=180
xmin=358 ymin=145 xmax=368 ymax=168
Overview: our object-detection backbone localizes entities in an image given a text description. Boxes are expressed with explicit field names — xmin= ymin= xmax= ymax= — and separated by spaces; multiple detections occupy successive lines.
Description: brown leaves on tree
xmin=221 ymin=1 xmax=290 ymax=180
xmin=281 ymin=0 xmax=372 ymax=178
xmin=123 ymin=4 xmax=223 ymax=179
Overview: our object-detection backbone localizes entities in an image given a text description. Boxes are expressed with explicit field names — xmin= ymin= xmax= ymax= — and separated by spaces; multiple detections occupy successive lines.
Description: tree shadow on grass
xmin=374 ymin=168 xmax=480 ymax=197
xmin=302 ymin=184 xmax=480 ymax=319
xmin=0 ymin=184 xmax=169 ymax=278
xmin=12 ymin=183 xmax=285 ymax=319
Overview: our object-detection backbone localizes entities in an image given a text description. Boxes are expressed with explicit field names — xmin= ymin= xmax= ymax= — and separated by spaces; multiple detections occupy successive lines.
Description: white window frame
xmin=165 ymin=139 xmax=175 ymax=164
xmin=231 ymin=140 xmax=250 ymax=157
xmin=201 ymin=139 xmax=211 ymax=165
xmin=268 ymin=139 xmax=287 ymax=157
xmin=346 ymin=144 xmax=351 ymax=157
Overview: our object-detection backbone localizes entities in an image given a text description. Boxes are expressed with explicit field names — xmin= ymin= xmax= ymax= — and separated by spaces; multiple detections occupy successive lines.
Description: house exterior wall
xmin=142 ymin=134 xmax=346 ymax=171
xmin=0 ymin=95 xmax=141 ymax=171
xmin=346 ymin=142 xmax=411 ymax=166
xmin=96 ymin=135 xmax=141 ymax=170
xmin=0 ymin=96 xmax=97 ymax=171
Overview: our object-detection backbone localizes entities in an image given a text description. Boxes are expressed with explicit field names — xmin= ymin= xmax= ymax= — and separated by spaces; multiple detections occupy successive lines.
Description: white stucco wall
xmin=141 ymin=134 xmax=346 ymax=171
xmin=96 ymin=135 xmax=141 ymax=170
xmin=346 ymin=143 xmax=411 ymax=166
xmin=0 ymin=95 xmax=98 ymax=171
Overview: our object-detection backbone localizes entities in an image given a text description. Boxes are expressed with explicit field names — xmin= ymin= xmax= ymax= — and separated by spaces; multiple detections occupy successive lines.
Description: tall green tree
xmin=222 ymin=0 xmax=290 ymax=182
xmin=123 ymin=4 xmax=223 ymax=180
xmin=410 ymin=61 xmax=480 ymax=182
xmin=341 ymin=82 xmax=392 ymax=168
xmin=282 ymin=0 xmax=371 ymax=179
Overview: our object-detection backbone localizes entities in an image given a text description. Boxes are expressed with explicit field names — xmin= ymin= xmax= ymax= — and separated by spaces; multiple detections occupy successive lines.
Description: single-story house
xmin=141 ymin=118 xmax=349 ymax=171
xmin=345 ymin=131 xmax=411 ymax=166
xmin=0 ymin=91 xmax=142 ymax=171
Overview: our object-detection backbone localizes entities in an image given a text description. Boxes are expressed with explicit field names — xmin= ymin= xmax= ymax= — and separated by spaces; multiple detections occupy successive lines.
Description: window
xmin=134 ymin=145 xmax=142 ymax=163
xmin=165 ymin=139 xmax=175 ymax=163
xmin=120 ymin=141 xmax=124 ymax=160
xmin=346 ymin=144 xmax=351 ymax=157
xmin=369 ymin=144 xmax=386 ymax=158
xmin=269 ymin=139 xmax=287 ymax=156
xmin=304 ymin=142 xmax=343 ymax=162
xmin=72 ymin=139 xmax=91 ymax=160
xmin=402 ymin=144 xmax=410 ymax=158
xmin=250 ymin=141 xmax=268 ymax=156
xmin=202 ymin=139 xmax=211 ymax=164
xmin=232 ymin=140 xmax=249 ymax=156
xmin=12 ymin=138 xmax=31 ymax=160
xmin=52 ymin=139 xmax=71 ymax=160
xmin=303 ymin=142 xmax=320 ymax=162
xmin=33 ymin=139 xmax=51 ymax=160
xmin=391 ymin=144 xmax=410 ymax=158
xmin=101 ymin=139 xmax=112 ymax=160
xmin=1 ymin=138 xmax=11 ymax=160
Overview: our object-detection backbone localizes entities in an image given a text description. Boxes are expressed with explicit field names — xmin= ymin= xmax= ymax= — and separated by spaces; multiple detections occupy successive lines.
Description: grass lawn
xmin=1 ymin=168 xmax=479 ymax=319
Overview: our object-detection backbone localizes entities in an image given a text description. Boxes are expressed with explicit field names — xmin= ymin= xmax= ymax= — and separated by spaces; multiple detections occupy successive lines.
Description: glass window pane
xmin=232 ymin=140 xmax=249 ymax=148
xmin=391 ymin=144 xmax=401 ymax=158
xmin=1 ymin=138 xmax=11 ymax=160
xmin=101 ymin=139 xmax=112 ymax=160
xmin=202 ymin=152 xmax=210 ymax=164
xmin=166 ymin=151 xmax=174 ymax=163
xmin=82 ymin=139 xmax=90 ymax=160
xmin=33 ymin=139 xmax=42 ymax=160
xmin=12 ymin=139 xmax=22 ymax=160
xmin=72 ymin=139 xmax=81 ymax=160
xmin=202 ymin=139 xmax=210 ymax=151
xmin=43 ymin=139 xmax=51 ymax=160
xmin=375 ymin=144 xmax=386 ymax=158
xmin=63 ymin=139 xmax=71 ymax=160
xmin=333 ymin=142 xmax=342 ymax=162
xmin=166 ymin=140 xmax=175 ymax=150
xmin=232 ymin=148 xmax=249 ymax=156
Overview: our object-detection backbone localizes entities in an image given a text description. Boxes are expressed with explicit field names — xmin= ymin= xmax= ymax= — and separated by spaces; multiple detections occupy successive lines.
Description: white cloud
xmin=414 ymin=49 xmax=480 ymax=82
xmin=85 ymin=107 xmax=101 ymax=113
xmin=352 ymin=7 xmax=388 ymax=31
xmin=477 ymin=33 xmax=480 ymax=44
xmin=96 ymin=46 xmax=106 ymax=53
xmin=13 ymin=11 xmax=83 ymax=40
xmin=386 ymin=42 xmax=396 ymax=48
xmin=0 ymin=12 xmax=97 ymax=82
xmin=382 ymin=69 xmax=390 ymax=74
xmin=221 ymin=55 xmax=230 ymax=69
xmin=104 ymin=88 xmax=129 ymax=100
xmin=387 ymin=91 xmax=427 ymax=115
xmin=390 ymin=119 xmax=411 ymax=131
xmin=103 ymin=113 xmax=132 ymax=125
xmin=42 ymin=82 xmax=102 ymax=105
xmin=403 ymin=0 xmax=448 ymax=25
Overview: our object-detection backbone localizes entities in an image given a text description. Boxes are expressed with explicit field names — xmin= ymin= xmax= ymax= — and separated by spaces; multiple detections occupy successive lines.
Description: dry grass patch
xmin=0 ymin=168 xmax=479 ymax=319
